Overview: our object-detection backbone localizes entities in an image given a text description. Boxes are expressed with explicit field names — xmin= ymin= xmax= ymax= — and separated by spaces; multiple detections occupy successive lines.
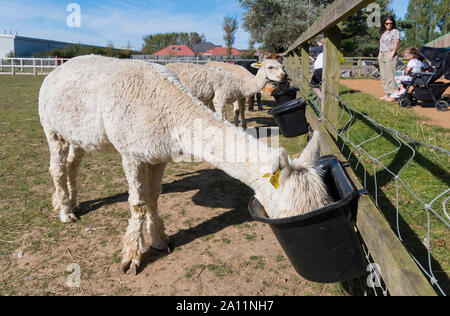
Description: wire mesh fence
xmin=295 ymin=71 xmax=449 ymax=295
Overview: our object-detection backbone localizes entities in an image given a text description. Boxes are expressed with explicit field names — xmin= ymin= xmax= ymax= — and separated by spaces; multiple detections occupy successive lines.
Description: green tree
xmin=342 ymin=0 xmax=394 ymax=57
xmin=33 ymin=44 xmax=136 ymax=59
xmin=223 ymin=16 xmax=239 ymax=59
xmin=403 ymin=0 xmax=449 ymax=48
xmin=239 ymin=0 xmax=333 ymax=52
xmin=141 ymin=32 xmax=206 ymax=55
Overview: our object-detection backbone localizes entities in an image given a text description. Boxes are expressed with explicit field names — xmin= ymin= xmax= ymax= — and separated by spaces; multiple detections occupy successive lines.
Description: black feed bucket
xmin=248 ymin=156 xmax=367 ymax=283
xmin=269 ymin=98 xmax=309 ymax=138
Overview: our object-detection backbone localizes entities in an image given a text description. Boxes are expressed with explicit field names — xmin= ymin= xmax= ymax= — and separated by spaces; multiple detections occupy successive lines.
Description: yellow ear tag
xmin=263 ymin=169 xmax=281 ymax=190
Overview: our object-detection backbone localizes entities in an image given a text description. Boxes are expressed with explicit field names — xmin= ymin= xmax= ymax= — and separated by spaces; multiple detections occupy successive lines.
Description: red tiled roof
xmin=201 ymin=47 xmax=242 ymax=56
xmin=154 ymin=45 xmax=196 ymax=56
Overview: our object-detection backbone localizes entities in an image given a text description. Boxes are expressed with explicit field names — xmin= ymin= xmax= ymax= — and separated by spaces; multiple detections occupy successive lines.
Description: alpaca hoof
xmin=258 ymin=107 xmax=264 ymax=111
xmin=120 ymin=260 xmax=140 ymax=275
xmin=130 ymin=262 xmax=139 ymax=276
xmin=120 ymin=261 xmax=131 ymax=274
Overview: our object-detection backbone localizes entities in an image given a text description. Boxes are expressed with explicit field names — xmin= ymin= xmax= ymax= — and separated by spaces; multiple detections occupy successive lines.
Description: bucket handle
xmin=339 ymin=161 xmax=369 ymax=197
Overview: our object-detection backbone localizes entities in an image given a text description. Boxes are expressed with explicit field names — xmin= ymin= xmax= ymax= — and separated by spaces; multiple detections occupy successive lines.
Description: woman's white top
xmin=380 ymin=29 xmax=400 ymax=52
xmin=314 ymin=52 xmax=324 ymax=69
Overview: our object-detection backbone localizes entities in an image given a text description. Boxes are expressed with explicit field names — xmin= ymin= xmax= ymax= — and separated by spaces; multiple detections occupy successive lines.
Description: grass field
xmin=308 ymin=85 xmax=449 ymax=293
xmin=0 ymin=75 xmax=448 ymax=295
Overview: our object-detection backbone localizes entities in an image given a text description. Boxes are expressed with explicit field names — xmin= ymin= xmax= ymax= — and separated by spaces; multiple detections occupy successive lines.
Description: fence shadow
xmin=246 ymin=117 xmax=277 ymax=127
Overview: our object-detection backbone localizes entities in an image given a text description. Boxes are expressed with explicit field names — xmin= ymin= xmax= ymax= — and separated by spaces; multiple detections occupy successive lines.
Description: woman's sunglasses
xmin=385 ymin=22 xmax=394 ymax=25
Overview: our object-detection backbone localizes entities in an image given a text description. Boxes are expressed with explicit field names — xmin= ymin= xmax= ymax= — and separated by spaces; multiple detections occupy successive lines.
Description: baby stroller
xmin=397 ymin=46 xmax=450 ymax=111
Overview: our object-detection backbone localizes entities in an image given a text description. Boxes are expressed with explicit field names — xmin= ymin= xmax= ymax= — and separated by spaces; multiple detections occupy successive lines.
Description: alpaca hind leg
xmin=67 ymin=146 xmax=85 ymax=212
xmin=145 ymin=163 xmax=169 ymax=252
xmin=233 ymin=101 xmax=240 ymax=127
xmin=48 ymin=133 xmax=75 ymax=223
xmin=120 ymin=157 xmax=148 ymax=275
xmin=239 ymin=98 xmax=247 ymax=130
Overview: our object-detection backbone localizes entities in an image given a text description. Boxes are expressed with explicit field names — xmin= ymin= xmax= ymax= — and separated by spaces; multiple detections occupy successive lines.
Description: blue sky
xmin=0 ymin=0 xmax=409 ymax=51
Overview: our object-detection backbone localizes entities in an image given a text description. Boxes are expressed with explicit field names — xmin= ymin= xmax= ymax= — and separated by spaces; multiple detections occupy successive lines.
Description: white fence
xmin=0 ymin=57 xmax=399 ymax=77
xmin=0 ymin=57 xmax=257 ymax=75
xmin=0 ymin=58 xmax=70 ymax=75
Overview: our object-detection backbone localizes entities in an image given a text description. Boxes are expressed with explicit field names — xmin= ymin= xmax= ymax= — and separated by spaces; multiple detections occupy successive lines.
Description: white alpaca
xmin=39 ymin=55 xmax=331 ymax=275
xmin=168 ymin=60 xmax=285 ymax=129
xmin=166 ymin=63 xmax=242 ymax=120
xmin=206 ymin=61 xmax=275 ymax=126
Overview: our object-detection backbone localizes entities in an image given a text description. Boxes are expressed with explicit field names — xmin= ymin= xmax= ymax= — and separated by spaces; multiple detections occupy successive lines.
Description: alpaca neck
xmin=175 ymin=109 xmax=278 ymax=199
xmin=241 ymin=69 xmax=268 ymax=97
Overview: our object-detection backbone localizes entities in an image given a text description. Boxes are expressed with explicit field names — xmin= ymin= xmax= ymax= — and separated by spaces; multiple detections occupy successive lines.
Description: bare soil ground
xmin=340 ymin=79 xmax=450 ymax=129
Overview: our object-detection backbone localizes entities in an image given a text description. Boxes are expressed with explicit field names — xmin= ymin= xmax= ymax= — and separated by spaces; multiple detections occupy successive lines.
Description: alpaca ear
xmin=272 ymin=148 xmax=289 ymax=174
xmin=251 ymin=62 xmax=263 ymax=69
xmin=295 ymin=131 xmax=321 ymax=166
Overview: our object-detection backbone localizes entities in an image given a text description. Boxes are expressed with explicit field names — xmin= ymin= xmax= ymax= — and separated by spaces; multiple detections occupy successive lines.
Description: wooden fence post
xmin=292 ymin=49 xmax=301 ymax=89
xmin=321 ymin=22 xmax=342 ymax=129
xmin=300 ymin=44 xmax=310 ymax=100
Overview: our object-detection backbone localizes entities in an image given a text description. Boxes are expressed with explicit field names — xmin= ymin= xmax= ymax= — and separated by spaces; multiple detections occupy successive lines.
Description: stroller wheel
xmin=398 ymin=98 xmax=412 ymax=108
xmin=436 ymin=100 xmax=449 ymax=112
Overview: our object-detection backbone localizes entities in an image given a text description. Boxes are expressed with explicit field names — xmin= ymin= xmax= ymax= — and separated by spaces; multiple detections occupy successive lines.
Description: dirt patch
xmin=341 ymin=79 xmax=450 ymax=129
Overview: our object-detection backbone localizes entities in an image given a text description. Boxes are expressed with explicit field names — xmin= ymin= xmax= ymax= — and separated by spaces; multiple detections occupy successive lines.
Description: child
xmin=387 ymin=47 xmax=425 ymax=101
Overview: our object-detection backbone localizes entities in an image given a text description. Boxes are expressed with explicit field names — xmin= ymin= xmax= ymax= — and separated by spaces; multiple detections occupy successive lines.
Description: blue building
xmin=0 ymin=34 xmax=77 ymax=57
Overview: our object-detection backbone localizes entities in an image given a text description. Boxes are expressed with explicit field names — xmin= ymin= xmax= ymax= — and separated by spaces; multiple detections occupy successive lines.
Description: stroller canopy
xmin=419 ymin=46 xmax=450 ymax=80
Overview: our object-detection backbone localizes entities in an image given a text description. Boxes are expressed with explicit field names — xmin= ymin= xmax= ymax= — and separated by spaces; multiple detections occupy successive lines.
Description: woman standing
xmin=378 ymin=16 xmax=400 ymax=101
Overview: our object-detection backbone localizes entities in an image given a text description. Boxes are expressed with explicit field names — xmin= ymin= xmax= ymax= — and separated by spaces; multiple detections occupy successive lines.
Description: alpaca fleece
xmin=39 ymin=55 xmax=331 ymax=275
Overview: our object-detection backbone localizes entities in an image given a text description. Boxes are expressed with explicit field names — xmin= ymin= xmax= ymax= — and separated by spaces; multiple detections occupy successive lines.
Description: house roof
xmin=154 ymin=45 xmax=196 ymax=56
xmin=201 ymin=47 xmax=242 ymax=56
xmin=192 ymin=42 xmax=219 ymax=53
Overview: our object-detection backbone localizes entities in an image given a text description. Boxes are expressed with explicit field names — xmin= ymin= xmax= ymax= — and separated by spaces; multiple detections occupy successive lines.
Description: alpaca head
xmin=251 ymin=59 xmax=286 ymax=83
xmin=260 ymin=132 xmax=332 ymax=219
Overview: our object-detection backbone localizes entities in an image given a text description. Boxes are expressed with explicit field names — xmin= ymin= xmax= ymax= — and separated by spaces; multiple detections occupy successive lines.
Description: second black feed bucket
xmin=273 ymin=87 xmax=299 ymax=105
xmin=248 ymin=156 xmax=367 ymax=283
xmin=268 ymin=98 xmax=309 ymax=138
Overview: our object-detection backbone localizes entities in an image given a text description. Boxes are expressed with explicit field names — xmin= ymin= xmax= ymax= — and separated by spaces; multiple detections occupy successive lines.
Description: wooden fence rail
xmin=282 ymin=0 xmax=437 ymax=296
xmin=0 ymin=58 xmax=70 ymax=76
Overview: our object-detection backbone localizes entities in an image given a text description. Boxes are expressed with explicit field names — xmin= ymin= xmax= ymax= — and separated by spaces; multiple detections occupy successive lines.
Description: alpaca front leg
xmin=48 ymin=133 xmax=77 ymax=223
xmin=120 ymin=157 xmax=148 ymax=275
xmin=121 ymin=204 xmax=146 ymax=275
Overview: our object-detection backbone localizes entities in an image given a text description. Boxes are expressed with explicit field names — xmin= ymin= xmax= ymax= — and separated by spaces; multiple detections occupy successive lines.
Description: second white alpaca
xmin=168 ymin=59 xmax=285 ymax=129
